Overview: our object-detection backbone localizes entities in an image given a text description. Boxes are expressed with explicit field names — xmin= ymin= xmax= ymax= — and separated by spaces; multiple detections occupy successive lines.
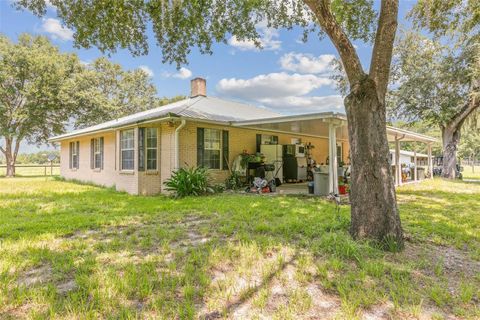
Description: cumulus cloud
xmin=217 ymin=72 xmax=342 ymax=114
xmin=41 ymin=18 xmax=73 ymax=41
xmin=138 ymin=65 xmax=154 ymax=77
xmin=228 ymin=23 xmax=281 ymax=51
xmin=162 ymin=67 xmax=192 ymax=80
xmin=217 ymin=72 xmax=333 ymax=99
xmin=258 ymin=95 xmax=344 ymax=114
xmin=279 ymin=52 xmax=336 ymax=74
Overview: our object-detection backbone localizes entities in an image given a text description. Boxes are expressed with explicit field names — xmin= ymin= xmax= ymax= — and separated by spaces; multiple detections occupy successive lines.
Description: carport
xmin=233 ymin=112 xmax=437 ymax=194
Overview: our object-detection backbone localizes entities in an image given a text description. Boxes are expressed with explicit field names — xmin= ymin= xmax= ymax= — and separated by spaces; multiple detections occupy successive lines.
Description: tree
xmin=65 ymin=57 xmax=160 ymax=128
xmin=15 ymin=0 xmax=408 ymax=248
xmin=389 ymin=30 xmax=479 ymax=179
xmin=0 ymin=34 xmax=80 ymax=177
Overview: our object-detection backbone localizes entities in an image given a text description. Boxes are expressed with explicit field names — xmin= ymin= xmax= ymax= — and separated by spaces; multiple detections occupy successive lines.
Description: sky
xmin=0 ymin=0 xmax=416 ymax=153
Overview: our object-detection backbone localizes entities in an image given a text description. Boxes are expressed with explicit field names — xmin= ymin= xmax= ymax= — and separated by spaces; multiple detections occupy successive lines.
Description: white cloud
xmin=216 ymin=72 xmax=342 ymax=114
xmin=41 ymin=18 xmax=73 ymax=41
xmin=139 ymin=65 xmax=154 ymax=77
xmin=258 ymin=95 xmax=344 ymax=114
xmin=162 ymin=67 xmax=192 ymax=80
xmin=228 ymin=23 xmax=281 ymax=51
xmin=217 ymin=72 xmax=333 ymax=100
xmin=279 ymin=52 xmax=336 ymax=74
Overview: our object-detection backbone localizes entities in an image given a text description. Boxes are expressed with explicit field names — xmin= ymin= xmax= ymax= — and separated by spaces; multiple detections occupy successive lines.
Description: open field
xmin=462 ymin=165 xmax=480 ymax=180
xmin=0 ymin=165 xmax=60 ymax=177
xmin=0 ymin=178 xmax=478 ymax=319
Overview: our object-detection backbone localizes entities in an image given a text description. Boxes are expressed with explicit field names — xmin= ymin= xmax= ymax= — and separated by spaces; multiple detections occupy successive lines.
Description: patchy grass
xmin=462 ymin=166 xmax=480 ymax=180
xmin=0 ymin=177 xmax=479 ymax=319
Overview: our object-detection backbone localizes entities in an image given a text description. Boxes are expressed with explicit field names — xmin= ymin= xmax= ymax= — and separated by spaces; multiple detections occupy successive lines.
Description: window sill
xmin=93 ymin=168 xmax=102 ymax=172
xmin=120 ymin=170 xmax=135 ymax=175
xmin=70 ymin=168 xmax=78 ymax=172
xmin=145 ymin=170 xmax=158 ymax=175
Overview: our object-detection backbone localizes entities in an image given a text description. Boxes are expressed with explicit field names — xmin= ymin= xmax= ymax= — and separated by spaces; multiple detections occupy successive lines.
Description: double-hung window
xmin=120 ymin=129 xmax=135 ymax=170
xmin=69 ymin=141 xmax=79 ymax=169
xmin=90 ymin=137 xmax=104 ymax=170
xmin=146 ymin=128 xmax=157 ymax=170
xmin=197 ymin=128 xmax=229 ymax=170
xmin=204 ymin=129 xmax=221 ymax=169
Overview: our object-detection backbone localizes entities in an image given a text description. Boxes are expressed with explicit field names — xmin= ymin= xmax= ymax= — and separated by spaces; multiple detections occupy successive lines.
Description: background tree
xmin=15 ymin=0 xmax=413 ymax=248
xmin=389 ymin=30 xmax=479 ymax=178
xmin=0 ymin=34 xmax=80 ymax=177
xmin=65 ymin=57 xmax=160 ymax=128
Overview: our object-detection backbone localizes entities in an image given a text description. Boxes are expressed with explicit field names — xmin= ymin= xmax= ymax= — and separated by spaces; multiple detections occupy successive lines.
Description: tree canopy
xmin=0 ymin=33 xmax=176 ymax=176
xmin=64 ymin=57 xmax=160 ymax=128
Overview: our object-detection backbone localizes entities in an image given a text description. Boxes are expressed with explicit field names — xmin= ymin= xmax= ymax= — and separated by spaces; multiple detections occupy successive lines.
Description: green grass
xmin=0 ymin=177 xmax=479 ymax=319
xmin=0 ymin=165 xmax=60 ymax=177
xmin=462 ymin=165 xmax=480 ymax=180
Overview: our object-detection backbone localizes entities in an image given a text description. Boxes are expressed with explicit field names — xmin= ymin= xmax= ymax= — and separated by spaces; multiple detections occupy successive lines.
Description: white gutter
xmin=174 ymin=119 xmax=187 ymax=170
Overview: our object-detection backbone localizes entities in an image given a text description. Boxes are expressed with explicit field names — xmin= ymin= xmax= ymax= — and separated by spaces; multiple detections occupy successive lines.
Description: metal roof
xmin=50 ymin=96 xmax=282 ymax=141
xmin=50 ymin=95 xmax=437 ymax=145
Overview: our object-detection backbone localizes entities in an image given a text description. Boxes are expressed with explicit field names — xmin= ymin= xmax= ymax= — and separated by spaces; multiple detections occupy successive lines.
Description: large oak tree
xmin=0 ymin=34 xmax=80 ymax=177
xmin=15 ymin=0 xmax=411 ymax=247
xmin=0 ymin=34 xmax=165 ymax=177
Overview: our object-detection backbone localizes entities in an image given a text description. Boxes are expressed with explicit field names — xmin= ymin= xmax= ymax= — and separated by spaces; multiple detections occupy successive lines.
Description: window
xmin=120 ymin=129 xmax=134 ymax=170
xmin=203 ymin=129 xmax=221 ymax=169
xmin=146 ymin=128 xmax=157 ymax=170
xmin=69 ymin=141 xmax=79 ymax=169
xmin=197 ymin=128 xmax=229 ymax=170
xmin=91 ymin=137 xmax=104 ymax=170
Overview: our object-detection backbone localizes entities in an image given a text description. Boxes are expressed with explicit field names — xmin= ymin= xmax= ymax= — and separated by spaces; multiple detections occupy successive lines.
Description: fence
xmin=0 ymin=164 xmax=60 ymax=177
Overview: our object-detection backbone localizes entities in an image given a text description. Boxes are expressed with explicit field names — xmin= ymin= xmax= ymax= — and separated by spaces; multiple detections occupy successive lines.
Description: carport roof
xmin=234 ymin=112 xmax=437 ymax=143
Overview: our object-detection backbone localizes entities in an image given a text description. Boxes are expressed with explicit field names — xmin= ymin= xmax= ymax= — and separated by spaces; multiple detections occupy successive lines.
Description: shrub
xmin=164 ymin=167 xmax=214 ymax=197
xmin=225 ymin=171 xmax=243 ymax=190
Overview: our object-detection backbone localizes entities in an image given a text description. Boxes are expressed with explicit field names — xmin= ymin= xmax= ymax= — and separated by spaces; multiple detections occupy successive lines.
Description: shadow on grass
xmin=1 ymin=179 xmax=479 ymax=319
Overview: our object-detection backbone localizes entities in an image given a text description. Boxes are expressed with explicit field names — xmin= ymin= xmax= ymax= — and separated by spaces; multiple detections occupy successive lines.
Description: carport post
xmin=328 ymin=123 xmax=338 ymax=195
xmin=395 ymin=136 xmax=402 ymax=186
xmin=427 ymin=143 xmax=433 ymax=179
xmin=413 ymin=150 xmax=417 ymax=181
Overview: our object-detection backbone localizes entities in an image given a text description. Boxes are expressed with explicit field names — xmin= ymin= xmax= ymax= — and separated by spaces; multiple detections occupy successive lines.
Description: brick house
xmin=50 ymin=78 xmax=437 ymax=195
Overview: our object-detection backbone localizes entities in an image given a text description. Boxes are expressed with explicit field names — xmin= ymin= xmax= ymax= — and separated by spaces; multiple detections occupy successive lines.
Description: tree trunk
xmin=441 ymin=126 xmax=461 ymax=179
xmin=2 ymin=137 xmax=16 ymax=178
xmin=345 ymin=78 xmax=403 ymax=250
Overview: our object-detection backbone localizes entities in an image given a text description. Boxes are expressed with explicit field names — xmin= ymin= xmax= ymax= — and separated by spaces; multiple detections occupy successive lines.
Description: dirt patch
xmin=56 ymin=279 xmax=77 ymax=295
xmin=16 ymin=264 xmax=52 ymax=287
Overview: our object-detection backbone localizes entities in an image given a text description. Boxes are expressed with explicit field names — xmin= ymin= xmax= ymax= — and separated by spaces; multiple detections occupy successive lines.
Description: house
xmin=50 ymin=78 xmax=437 ymax=195
xmin=389 ymin=149 xmax=432 ymax=167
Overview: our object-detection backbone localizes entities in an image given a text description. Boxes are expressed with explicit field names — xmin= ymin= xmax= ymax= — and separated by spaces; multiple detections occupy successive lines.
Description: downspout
xmin=174 ymin=119 xmax=187 ymax=170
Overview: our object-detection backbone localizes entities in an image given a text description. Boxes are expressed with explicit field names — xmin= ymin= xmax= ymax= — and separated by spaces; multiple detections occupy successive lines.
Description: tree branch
xmin=303 ymin=0 xmax=365 ymax=86
xmin=369 ymin=0 xmax=399 ymax=101
xmin=450 ymin=87 xmax=480 ymax=130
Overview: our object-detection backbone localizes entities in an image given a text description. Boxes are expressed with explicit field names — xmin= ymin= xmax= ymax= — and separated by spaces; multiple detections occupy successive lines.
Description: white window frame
xmin=93 ymin=138 xmax=102 ymax=169
xmin=120 ymin=129 xmax=135 ymax=171
xmin=204 ymin=128 xmax=222 ymax=170
xmin=146 ymin=127 xmax=158 ymax=171
xmin=71 ymin=141 xmax=79 ymax=169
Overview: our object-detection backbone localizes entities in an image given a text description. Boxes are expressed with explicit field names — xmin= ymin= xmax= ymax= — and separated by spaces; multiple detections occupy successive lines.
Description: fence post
xmin=44 ymin=165 xmax=47 ymax=176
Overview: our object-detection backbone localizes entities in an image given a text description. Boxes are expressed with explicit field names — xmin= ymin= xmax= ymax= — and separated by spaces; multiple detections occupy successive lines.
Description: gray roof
xmin=50 ymin=96 xmax=282 ymax=141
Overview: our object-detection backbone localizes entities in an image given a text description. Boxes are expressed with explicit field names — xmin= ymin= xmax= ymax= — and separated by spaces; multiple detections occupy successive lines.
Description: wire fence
xmin=0 ymin=164 xmax=60 ymax=177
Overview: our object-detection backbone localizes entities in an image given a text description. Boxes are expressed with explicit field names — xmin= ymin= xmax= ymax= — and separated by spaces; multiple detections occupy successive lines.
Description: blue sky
xmin=0 ymin=0 xmax=415 ymax=152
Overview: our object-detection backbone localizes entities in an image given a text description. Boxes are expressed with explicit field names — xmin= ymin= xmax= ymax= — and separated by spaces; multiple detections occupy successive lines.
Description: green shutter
xmin=69 ymin=142 xmax=72 ymax=169
xmin=100 ymin=137 xmax=104 ymax=170
xmin=90 ymin=139 xmax=94 ymax=169
xmin=138 ymin=128 xmax=145 ymax=171
xmin=222 ymin=130 xmax=229 ymax=170
xmin=197 ymin=128 xmax=204 ymax=167
xmin=76 ymin=141 xmax=80 ymax=169
xmin=256 ymin=134 xmax=262 ymax=153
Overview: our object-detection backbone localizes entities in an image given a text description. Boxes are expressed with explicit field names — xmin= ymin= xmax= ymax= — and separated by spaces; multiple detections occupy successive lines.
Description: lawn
xmin=0 ymin=178 xmax=478 ymax=319
xmin=462 ymin=165 xmax=480 ymax=180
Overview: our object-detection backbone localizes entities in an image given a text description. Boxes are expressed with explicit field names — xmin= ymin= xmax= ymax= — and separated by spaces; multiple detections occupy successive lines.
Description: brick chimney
xmin=190 ymin=77 xmax=207 ymax=97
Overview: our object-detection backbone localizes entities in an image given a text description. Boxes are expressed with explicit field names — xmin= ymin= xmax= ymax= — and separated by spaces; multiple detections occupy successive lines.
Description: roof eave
xmin=48 ymin=114 xmax=180 ymax=142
